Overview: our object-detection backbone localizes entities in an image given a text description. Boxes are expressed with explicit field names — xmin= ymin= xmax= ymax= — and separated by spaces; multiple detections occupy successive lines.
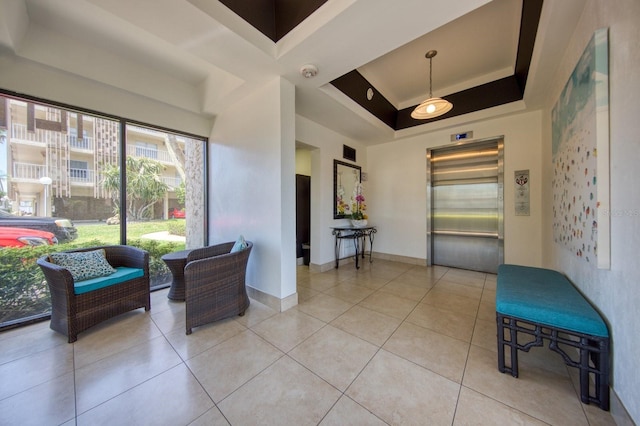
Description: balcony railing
xmin=162 ymin=177 xmax=183 ymax=189
xmin=12 ymin=162 xmax=48 ymax=181
xmin=69 ymin=135 xmax=94 ymax=150
xmin=11 ymin=124 xmax=94 ymax=150
xmin=126 ymin=145 xmax=173 ymax=163
xmin=69 ymin=168 xmax=95 ymax=184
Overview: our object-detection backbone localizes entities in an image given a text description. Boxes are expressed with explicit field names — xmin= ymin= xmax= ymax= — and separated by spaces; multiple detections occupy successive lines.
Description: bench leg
xmin=579 ymin=339 xmax=591 ymax=405
xmin=496 ymin=314 xmax=519 ymax=377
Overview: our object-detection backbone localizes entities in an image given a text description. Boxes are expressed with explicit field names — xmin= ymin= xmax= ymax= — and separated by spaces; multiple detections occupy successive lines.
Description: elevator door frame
xmin=426 ymin=137 xmax=504 ymax=272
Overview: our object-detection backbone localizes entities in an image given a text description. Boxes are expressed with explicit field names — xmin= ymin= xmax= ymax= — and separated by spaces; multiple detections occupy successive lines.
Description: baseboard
xmin=308 ymin=251 xmax=426 ymax=273
xmin=610 ymin=388 xmax=635 ymax=426
xmin=371 ymin=251 xmax=426 ymax=265
xmin=246 ymin=285 xmax=298 ymax=312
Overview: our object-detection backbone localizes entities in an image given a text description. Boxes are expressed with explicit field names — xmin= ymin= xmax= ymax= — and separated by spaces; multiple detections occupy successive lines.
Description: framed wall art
xmin=551 ymin=28 xmax=610 ymax=269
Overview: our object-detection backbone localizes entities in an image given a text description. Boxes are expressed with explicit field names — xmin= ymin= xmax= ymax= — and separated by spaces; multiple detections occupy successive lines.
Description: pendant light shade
xmin=411 ymin=50 xmax=453 ymax=119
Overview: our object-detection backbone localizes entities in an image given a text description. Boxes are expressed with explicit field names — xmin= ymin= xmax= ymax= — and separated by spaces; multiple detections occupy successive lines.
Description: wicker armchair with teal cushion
xmin=37 ymin=245 xmax=150 ymax=343
xmin=185 ymin=240 xmax=252 ymax=334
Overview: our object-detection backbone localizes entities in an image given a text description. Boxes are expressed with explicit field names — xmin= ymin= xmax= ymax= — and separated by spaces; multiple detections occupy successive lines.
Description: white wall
xmin=367 ymin=111 xmax=543 ymax=267
xmin=542 ymin=0 xmax=640 ymax=422
xmin=209 ymin=77 xmax=297 ymax=302
xmin=0 ymin=54 xmax=212 ymax=138
xmin=295 ymin=116 xmax=367 ymax=269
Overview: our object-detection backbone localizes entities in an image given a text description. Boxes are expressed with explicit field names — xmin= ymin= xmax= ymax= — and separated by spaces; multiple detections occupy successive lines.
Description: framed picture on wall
xmin=551 ymin=28 xmax=610 ymax=269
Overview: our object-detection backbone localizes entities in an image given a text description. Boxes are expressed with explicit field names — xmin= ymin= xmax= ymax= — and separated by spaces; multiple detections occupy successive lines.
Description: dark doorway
xmin=296 ymin=174 xmax=311 ymax=261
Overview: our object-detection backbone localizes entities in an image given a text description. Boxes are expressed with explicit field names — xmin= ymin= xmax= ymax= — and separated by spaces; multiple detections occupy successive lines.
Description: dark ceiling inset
xmin=220 ymin=0 xmax=328 ymax=42
xmin=221 ymin=0 xmax=542 ymax=131
xmin=332 ymin=0 xmax=543 ymax=130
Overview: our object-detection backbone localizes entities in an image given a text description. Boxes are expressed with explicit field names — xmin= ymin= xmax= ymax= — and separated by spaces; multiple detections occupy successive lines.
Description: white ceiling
xmin=0 ymin=0 xmax=586 ymax=145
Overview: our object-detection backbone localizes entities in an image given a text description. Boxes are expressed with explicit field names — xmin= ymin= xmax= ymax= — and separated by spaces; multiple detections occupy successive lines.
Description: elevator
xmin=427 ymin=138 xmax=504 ymax=273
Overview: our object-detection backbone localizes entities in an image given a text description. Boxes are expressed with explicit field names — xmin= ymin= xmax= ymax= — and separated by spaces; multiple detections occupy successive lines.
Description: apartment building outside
xmin=1 ymin=96 xmax=185 ymax=221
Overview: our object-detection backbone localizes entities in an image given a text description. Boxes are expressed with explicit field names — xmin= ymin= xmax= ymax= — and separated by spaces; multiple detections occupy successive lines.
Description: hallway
xmin=0 ymin=260 xmax=614 ymax=425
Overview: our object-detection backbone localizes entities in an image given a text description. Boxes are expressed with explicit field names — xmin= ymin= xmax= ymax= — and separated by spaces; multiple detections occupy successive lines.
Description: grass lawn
xmin=75 ymin=220 xmax=186 ymax=249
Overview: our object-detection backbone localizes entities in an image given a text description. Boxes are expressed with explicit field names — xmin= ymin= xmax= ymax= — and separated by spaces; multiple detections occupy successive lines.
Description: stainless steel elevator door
xmin=427 ymin=139 xmax=503 ymax=273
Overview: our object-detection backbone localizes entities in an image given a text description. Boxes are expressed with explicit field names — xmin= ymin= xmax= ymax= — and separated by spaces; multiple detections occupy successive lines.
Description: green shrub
xmin=167 ymin=220 xmax=186 ymax=237
xmin=0 ymin=240 xmax=185 ymax=326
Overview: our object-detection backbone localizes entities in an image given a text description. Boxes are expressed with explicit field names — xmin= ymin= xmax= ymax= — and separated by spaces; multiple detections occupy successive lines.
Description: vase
xmin=351 ymin=219 xmax=368 ymax=227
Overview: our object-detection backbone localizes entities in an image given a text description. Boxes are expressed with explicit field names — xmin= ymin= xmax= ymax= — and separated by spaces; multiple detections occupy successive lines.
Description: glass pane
xmin=0 ymin=96 xmax=121 ymax=326
xmin=124 ymin=124 xmax=206 ymax=291
xmin=0 ymin=95 xmax=207 ymax=328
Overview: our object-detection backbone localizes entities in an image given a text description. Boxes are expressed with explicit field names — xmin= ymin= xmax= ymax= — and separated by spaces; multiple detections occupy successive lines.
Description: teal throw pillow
xmin=50 ymin=249 xmax=117 ymax=282
xmin=230 ymin=235 xmax=248 ymax=253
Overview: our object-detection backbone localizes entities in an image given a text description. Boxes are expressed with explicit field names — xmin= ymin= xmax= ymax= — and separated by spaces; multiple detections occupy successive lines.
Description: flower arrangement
xmin=348 ymin=181 xmax=367 ymax=220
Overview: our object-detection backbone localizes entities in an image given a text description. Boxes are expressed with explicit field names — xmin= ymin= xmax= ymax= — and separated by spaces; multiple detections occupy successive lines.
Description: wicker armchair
xmin=185 ymin=241 xmax=253 ymax=334
xmin=37 ymin=245 xmax=150 ymax=343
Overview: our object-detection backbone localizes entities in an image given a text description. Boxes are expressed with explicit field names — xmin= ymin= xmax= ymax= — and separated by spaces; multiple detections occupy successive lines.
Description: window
xmin=0 ymin=92 xmax=208 ymax=329
xmin=69 ymin=160 xmax=89 ymax=181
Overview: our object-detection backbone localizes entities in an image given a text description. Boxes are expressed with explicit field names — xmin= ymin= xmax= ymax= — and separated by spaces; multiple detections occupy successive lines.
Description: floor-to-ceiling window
xmin=0 ymin=93 xmax=207 ymax=329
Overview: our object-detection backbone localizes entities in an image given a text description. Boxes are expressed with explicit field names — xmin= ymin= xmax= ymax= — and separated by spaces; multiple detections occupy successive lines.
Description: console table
xmin=331 ymin=225 xmax=377 ymax=269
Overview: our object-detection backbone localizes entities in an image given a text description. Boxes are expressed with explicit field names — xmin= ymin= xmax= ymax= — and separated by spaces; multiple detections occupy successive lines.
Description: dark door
xmin=296 ymin=174 xmax=311 ymax=258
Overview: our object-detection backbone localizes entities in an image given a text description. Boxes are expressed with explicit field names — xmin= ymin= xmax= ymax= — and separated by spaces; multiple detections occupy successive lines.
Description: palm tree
xmin=102 ymin=156 xmax=169 ymax=220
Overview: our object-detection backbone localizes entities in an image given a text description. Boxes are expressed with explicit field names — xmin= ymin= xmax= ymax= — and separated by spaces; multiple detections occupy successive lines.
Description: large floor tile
xmin=383 ymin=321 xmax=469 ymax=383
xmin=296 ymin=293 xmax=354 ymax=322
xmin=0 ymin=339 xmax=73 ymax=400
xmin=359 ymin=291 xmax=418 ymax=320
xmin=379 ymin=279 xmax=429 ymax=301
xmin=0 ymin=372 xmax=76 ymax=426
xmin=421 ymin=288 xmax=480 ymax=317
xmin=217 ymin=356 xmax=341 ymax=425
xmin=322 ymin=281 xmax=375 ymax=304
xmin=319 ymin=395 xmax=387 ymax=425
xmin=186 ymin=330 xmax=283 ymax=402
xmin=471 ymin=317 xmax=497 ymax=352
xmin=76 ymin=364 xmax=214 ymax=426
xmin=463 ymin=345 xmax=588 ymax=426
xmin=289 ymin=325 xmax=378 ymax=391
xmin=234 ymin=299 xmax=278 ymax=328
xmin=453 ymin=386 xmax=548 ymax=425
xmin=330 ymin=305 xmax=402 ymax=346
xmin=250 ymin=309 xmax=325 ymax=352
xmin=164 ymin=316 xmax=246 ymax=360
xmin=434 ymin=279 xmax=483 ymax=299
xmin=0 ymin=320 xmax=67 ymax=365
xmin=73 ymin=310 xmax=162 ymax=369
xmin=405 ymin=302 xmax=476 ymax=342
xmin=75 ymin=335 xmax=182 ymax=414
xmin=347 ymin=350 xmax=460 ymax=425
xmin=441 ymin=269 xmax=487 ymax=288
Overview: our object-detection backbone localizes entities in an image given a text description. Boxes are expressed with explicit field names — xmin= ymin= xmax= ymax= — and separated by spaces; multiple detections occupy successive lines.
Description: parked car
xmin=0 ymin=210 xmax=78 ymax=243
xmin=169 ymin=208 xmax=186 ymax=219
xmin=0 ymin=227 xmax=58 ymax=247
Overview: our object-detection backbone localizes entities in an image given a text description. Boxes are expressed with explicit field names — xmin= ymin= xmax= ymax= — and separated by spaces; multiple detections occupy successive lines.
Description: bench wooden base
xmin=497 ymin=312 xmax=610 ymax=410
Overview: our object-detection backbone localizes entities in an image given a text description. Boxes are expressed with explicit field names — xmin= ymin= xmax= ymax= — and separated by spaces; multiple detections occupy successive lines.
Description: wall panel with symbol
xmin=515 ymin=170 xmax=529 ymax=216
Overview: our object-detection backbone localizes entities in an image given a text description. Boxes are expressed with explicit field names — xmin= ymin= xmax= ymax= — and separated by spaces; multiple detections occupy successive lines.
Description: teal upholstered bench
xmin=74 ymin=267 xmax=145 ymax=294
xmin=496 ymin=264 xmax=610 ymax=410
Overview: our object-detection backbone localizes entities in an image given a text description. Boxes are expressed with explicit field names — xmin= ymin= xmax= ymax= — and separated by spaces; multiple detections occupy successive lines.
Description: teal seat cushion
xmin=496 ymin=264 xmax=608 ymax=337
xmin=74 ymin=267 xmax=145 ymax=295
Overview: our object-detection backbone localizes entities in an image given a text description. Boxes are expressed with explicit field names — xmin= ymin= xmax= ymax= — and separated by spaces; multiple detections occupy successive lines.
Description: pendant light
xmin=411 ymin=50 xmax=453 ymax=119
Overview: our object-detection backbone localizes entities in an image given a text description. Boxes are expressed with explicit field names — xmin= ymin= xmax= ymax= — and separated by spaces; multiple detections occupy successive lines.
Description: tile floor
xmin=0 ymin=259 xmax=616 ymax=425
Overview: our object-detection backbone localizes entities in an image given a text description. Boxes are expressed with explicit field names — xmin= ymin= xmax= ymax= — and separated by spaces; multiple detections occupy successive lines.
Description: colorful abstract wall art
xmin=552 ymin=28 xmax=610 ymax=269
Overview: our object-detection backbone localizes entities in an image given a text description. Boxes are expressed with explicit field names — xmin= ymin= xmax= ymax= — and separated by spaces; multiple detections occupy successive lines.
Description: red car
xmin=169 ymin=208 xmax=186 ymax=219
xmin=0 ymin=227 xmax=58 ymax=247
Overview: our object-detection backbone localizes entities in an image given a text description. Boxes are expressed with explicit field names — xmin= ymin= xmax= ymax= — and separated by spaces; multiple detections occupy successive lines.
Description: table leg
xmin=334 ymin=232 xmax=341 ymax=269
xmin=354 ymin=235 xmax=360 ymax=269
